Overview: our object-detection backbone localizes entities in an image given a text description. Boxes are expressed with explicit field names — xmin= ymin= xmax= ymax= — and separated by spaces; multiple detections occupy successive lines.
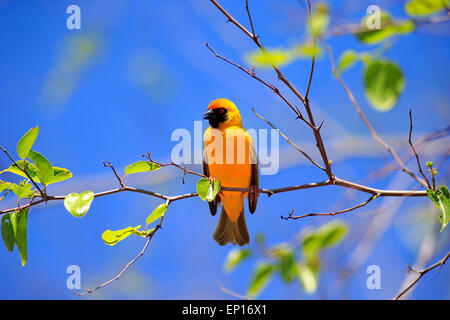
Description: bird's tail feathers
xmin=213 ymin=207 xmax=249 ymax=246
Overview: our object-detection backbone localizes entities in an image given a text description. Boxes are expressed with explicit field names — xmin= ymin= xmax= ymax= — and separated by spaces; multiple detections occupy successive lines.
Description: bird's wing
xmin=203 ymin=154 xmax=220 ymax=216
xmin=247 ymin=132 xmax=259 ymax=214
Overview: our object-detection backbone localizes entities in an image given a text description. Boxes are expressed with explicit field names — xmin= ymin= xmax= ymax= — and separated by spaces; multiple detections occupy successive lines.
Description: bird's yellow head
xmin=203 ymin=98 xmax=243 ymax=130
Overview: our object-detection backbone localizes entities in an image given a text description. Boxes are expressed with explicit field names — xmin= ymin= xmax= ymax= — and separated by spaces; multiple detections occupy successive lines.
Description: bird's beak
xmin=202 ymin=109 xmax=215 ymax=120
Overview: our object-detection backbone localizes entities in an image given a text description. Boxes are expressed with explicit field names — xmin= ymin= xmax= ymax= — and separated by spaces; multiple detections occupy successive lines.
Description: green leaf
xmin=28 ymin=150 xmax=54 ymax=185
xmin=46 ymin=167 xmax=72 ymax=185
xmin=247 ymin=263 xmax=275 ymax=297
xmin=0 ymin=182 xmax=12 ymax=193
xmin=277 ymin=249 xmax=298 ymax=283
xmin=11 ymin=183 xmax=35 ymax=199
xmin=337 ymin=50 xmax=358 ymax=73
xmin=302 ymin=232 xmax=322 ymax=265
xmin=17 ymin=127 xmax=39 ymax=159
xmin=207 ymin=179 xmax=221 ymax=202
xmin=319 ymin=221 xmax=348 ymax=248
xmin=11 ymin=208 xmax=28 ymax=266
xmin=63 ymin=191 xmax=94 ymax=217
xmin=295 ymin=41 xmax=322 ymax=58
xmin=364 ymin=60 xmax=404 ymax=111
xmin=146 ymin=203 xmax=167 ymax=225
xmin=0 ymin=162 xmax=72 ymax=185
xmin=297 ymin=263 xmax=318 ymax=294
xmin=435 ymin=186 xmax=450 ymax=231
xmin=246 ymin=48 xmax=293 ymax=68
xmin=427 ymin=189 xmax=440 ymax=209
xmin=223 ymin=248 xmax=251 ymax=272
xmin=196 ymin=178 xmax=210 ymax=201
xmin=308 ymin=3 xmax=329 ymax=36
xmin=124 ymin=161 xmax=160 ymax=175
xmin=405 ymin=0 xmax=449 ymax=17
xmin=1 ymin=213 xmax=15 ymax=252
xmin=356 ymin=12 xmax=414 ymax=44
xmin=302 ymin=221 xmax=348 ymax=266
xmin=102 ymin=225 xmax=145 ymax=246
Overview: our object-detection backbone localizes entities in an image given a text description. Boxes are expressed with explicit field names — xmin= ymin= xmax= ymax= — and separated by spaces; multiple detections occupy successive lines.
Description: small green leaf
xmin=124 ymin=161 xmax=160 ymax=175
xmin=246 ymin=48 xmax=293 ymax=68
xmin=64 ymin=191 xmax=94 ymax=217
xmin=46 ymin=167 xmax=72 ymax=185
xmin=277 ymin=249 xmax=298 ymax=283
xmin=337 ymin=50 xmax=358 ymax=73
xmin=405 ymin=0 xmax=449 ymax=17
xmin=435 ymin=186 xmax=449 ymax=231
xmin=319 ymin=221 xmax=348 ymax=248
xmin=302 ymin=232 xmax=322 ymax=264
xmin=146 ymin=203 xmax=167 ymax=225
xmin=295 ymin=41 xmax=322 ymax=58
xmin=102 ymin=225 xmax=144 ymax=246
xmin=297 ymin=263 xmax=318 ymax=294
xmin=0 ymin=182 xmax=12 ymax=193
xmin=223 ymin=248 xmax=251 ymax=272
xmin=11 ymin=183 xmax=35 ymax=199
xmin=247 ymin=263 xmax=274 ymax=297
xmin=302 ymin=221 xmax=348 ymax=265
xmin=0 ymin=162 xmax=71 ymax=185
xmin=206 ymin=179 xmax=221 ymax=202
xmin=28 ymin=150 xmax=54 ymax=185
xmin=196 ymin=178 xmax=211 ymax=201
xmin=308 ymin=3 xmax=329 ymax=37
xmin=11 ymin=208 xmax=28 ymax=266
xmin=364 ymin=60 xmax=404 ymax=111
xmin=427 ymin=189 xmax=440 ymax=209
xmin=1 ymin=213 xmax=15 ymax=252
xmin=0 ymin=160 xmax=38 ymax=181
xmin=356 ymin=12 xmax=414 ymax=44
xmin=17 ymin=127 xmax=39 ymax=159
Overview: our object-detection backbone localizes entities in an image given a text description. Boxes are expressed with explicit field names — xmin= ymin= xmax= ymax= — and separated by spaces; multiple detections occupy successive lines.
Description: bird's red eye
xmin=219 ymin=108 xmax=225 ymax=114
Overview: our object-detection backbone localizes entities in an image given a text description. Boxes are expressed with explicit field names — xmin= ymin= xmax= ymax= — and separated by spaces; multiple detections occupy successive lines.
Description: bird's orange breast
xmin=204 ymin=126 xmax=256 ymax=221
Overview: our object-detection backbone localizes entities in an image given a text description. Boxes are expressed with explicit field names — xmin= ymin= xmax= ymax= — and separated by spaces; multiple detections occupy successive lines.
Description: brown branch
xmin=408 ymin=110 xmax=432 ymax=189
xmin=394 ymin=252 xmax=450 ymax=300
xmin=251 ymin=108 xmax=325 ymax=171
xmin=74 ymin=203 xmax=168 ymax=296
xmin=205 ymin=42 xmax=314 ymax=130
xmin=245 ymin=0 xmax=256 ymax=39
xmin=0 ymin=145 xmax=45 ymax=198
xmin=320 ymin=39 xmax=428 ymax=188
xmin=304 ymin=0 xmax=314 ymax=100
xmin=281 ymin=194 xmax=378 ymax=220
xmin=103 ymin=161 xmax=125 ymax=189
xmin=209 ymin=0 xmax=334 ymax=180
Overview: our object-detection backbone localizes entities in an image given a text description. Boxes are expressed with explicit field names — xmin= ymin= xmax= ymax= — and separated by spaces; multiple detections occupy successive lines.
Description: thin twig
xmin=408 ymin=110 xmax=432 ymax=189
xmin=251 ymin=108 xmax=325 ymax=171
xmin=281 ymin=194 xmax=378 ymax=220
xmin=103 ymin=161 xmax=125 ymax=189
xmin=209 ymin=0 xmax=334 ymax=180
xmin=320 ymin=38 xmax=428 ymax=188
xmin=0 ymin=146 xmax=45 ymax=197
xmin=393 ymin=252 xmax=450 ymax=300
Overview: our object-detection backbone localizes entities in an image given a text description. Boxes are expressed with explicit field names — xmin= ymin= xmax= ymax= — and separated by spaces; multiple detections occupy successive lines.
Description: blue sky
xmin=0 ymin=0 xmax=449 ymax=299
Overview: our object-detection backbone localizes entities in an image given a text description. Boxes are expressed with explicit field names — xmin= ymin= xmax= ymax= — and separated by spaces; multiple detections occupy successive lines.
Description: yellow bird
xmin=202 ymin=98 xmax=259 ymax=246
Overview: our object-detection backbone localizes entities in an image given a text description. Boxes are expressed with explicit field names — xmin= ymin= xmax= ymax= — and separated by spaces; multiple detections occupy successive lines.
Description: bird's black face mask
xmin=202 ymin=107 xmax=228 ymax=128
